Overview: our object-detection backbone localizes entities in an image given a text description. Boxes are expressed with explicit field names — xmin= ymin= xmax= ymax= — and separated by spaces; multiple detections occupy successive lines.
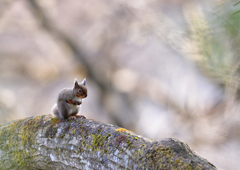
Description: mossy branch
xmin=0 ymin=115 xmax=216 ymax=169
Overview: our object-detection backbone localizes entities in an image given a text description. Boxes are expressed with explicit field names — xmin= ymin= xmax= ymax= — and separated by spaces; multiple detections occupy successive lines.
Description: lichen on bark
xmin=0 ymin=115 xmax=216 ymax=169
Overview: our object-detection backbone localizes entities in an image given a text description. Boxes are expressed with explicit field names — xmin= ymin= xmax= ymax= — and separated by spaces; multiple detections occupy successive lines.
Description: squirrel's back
xmin=57 ymin=88 xmax=74 ymax=101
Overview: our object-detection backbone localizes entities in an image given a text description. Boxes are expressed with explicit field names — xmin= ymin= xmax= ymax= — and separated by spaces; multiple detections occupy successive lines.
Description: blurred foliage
xmin=188 ymin=1 xmax=240 ymax=99
xmin=234 ymin=1 xmax=240 ymax=14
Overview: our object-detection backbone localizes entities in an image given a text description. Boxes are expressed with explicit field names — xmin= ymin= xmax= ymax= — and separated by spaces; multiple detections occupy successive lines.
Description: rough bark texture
xmin=0 ymin=115 xmax=216 ymax=170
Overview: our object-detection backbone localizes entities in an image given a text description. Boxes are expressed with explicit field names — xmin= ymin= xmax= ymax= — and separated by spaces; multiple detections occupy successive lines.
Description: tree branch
xmin=0 ymin=115 xmax=216 ymax=169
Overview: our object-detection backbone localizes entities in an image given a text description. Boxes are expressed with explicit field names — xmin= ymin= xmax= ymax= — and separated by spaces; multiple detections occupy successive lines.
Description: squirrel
xmin=52 ymin=78 xmax=87 ymax=120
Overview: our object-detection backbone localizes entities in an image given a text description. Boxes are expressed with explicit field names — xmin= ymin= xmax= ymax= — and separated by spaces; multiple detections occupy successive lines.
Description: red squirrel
xmin=52 ymin=78 xmax=87 ymax=119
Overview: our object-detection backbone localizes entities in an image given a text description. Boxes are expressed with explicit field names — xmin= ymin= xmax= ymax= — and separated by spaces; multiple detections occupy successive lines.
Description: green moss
xmin=92 ymin=134 xmax=103 ymax=147
xmin=127 ymin=141 xmax=132 ymax=147
xmin=50 ymin=118 xmax=59 ymax=125
xmin=144 ymin=145 xmax=202 ymax=170
xmin=175 ymin=159 xmax=181 ymax=164
xmin=0 ymin=116 xmax=44 ymax=167
xmin=91 ymin=133 xmax=111 ymax=151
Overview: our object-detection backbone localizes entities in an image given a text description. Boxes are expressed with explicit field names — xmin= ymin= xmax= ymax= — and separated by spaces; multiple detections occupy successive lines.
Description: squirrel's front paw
xmin=76 ymin=115 xmax=86 ymax=119
xmin=69 ymin=115 xmax=86 ymax=120
xmin=69 ymin=115 xmax=77 ymax=120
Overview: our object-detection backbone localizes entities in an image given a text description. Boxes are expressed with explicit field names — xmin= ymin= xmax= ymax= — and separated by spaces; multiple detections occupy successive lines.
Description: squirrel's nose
xmin=85 ymin=94 xmax=87 ymax=97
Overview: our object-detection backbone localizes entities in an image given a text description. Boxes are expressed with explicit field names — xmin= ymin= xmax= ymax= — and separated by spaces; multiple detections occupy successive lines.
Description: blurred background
xmin=1 ymin=0 xmax=240 ymax=169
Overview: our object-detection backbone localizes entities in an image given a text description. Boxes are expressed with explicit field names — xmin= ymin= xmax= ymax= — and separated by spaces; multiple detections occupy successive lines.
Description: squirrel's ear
xmin=81 ymin=78 xmax=86 ymax=86
xmin=74 ymin=78 xmax=78 ymax=87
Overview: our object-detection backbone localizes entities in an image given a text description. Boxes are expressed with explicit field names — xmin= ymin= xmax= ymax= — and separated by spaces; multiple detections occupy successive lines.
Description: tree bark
xmin=0 ymin=115 xmax=216 ymax=170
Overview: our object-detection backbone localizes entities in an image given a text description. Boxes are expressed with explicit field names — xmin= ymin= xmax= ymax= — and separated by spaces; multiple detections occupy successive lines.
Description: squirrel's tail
xmin=52 ymin=104 xmax=59 ymax=118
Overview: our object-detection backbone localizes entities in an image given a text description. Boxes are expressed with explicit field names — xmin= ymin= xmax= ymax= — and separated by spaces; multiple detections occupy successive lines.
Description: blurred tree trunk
xmin=0 ymin=115 xmax=216 ymax=170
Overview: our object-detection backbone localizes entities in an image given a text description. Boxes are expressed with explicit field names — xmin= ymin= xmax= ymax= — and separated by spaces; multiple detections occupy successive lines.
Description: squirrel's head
xmin=73 ymin=78 xmax=87 ymax=98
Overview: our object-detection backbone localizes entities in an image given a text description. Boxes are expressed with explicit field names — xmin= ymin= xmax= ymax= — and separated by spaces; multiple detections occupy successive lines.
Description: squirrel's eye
xmin=78 ymin=89 xmax=82 ymax=92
